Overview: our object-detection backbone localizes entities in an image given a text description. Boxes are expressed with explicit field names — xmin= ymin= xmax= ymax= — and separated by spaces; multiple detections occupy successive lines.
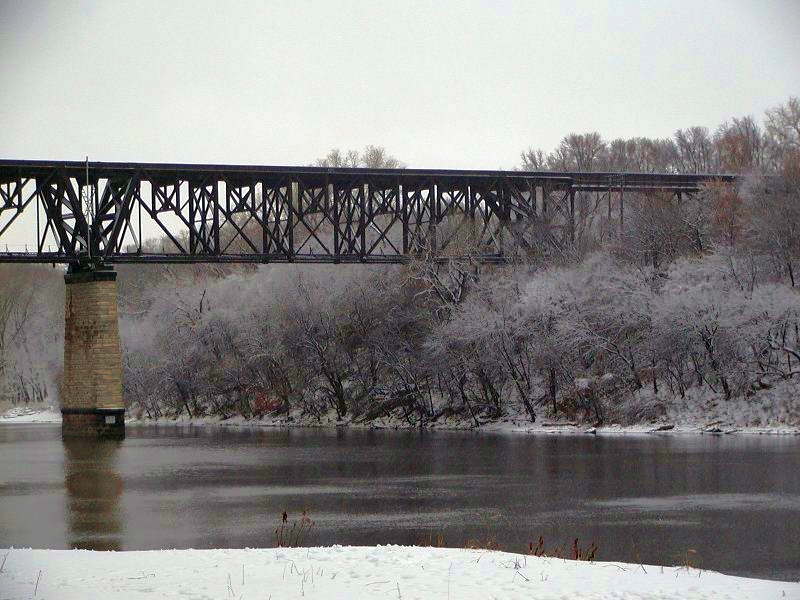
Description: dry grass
xmin=463 ymin=535 xmax=502 ymax=551
xmin=527 ymin=535 xmax=599 ymax=561
xmin=676 ymin=548 xmax=700 ymax=570
xmin=417 ymin=531 xmax=447 ymax=548
xmin=275 ymin=510 xmax=315 ymax=548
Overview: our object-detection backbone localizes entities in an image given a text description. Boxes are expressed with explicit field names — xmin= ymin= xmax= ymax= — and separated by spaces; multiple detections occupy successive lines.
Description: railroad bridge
xmin=0 ymin=160 xmax=736 ymax=437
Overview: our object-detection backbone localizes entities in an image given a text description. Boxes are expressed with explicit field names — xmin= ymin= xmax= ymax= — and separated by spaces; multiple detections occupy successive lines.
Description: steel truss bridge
xmin=0 ymin=160 xmax=736 ymax=265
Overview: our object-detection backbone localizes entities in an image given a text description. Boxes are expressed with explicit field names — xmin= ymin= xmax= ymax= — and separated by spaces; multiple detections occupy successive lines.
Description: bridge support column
xmin=61 ymin=266 xmax=125 ymax=439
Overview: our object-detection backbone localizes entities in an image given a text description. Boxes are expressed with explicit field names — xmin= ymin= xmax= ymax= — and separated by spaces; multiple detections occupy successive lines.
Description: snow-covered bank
xmin=2 ymin=405 xmax=799 ymax=435
xmin=129 ymin=411 xmax=800 ymax=436
xmin=3 ymin=380 xmax=800 ymax=436
xmin=0 ymin=405 xmax=61 ymax=423
xmin=1 ymin=546 xmax=796 ymax=599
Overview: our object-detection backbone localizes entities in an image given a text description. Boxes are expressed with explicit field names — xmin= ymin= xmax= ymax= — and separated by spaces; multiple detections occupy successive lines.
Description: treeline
xmin=520 ymin=97 xmax=799 ymax=176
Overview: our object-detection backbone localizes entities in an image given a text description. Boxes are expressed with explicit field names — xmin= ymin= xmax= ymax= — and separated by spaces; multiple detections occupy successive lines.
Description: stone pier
xmin=61 ymin=266 xmax=125 ymax=438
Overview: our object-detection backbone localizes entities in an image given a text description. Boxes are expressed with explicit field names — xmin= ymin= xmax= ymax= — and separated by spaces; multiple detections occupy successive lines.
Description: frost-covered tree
xmin=0 ymin=265 xmax=62 ymax=405
xmin=314 ymin=145 xmax=404 ymax=169
xmin=714 ymin=116 xmax=768 ymax=174
xmin=742 ymin=175 xmax=800 ymax=287
xmin=620 ymin=192 xmax=693 ymax=269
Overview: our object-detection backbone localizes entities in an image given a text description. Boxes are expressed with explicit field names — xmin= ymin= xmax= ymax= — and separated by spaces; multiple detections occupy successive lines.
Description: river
xmin=1 ymin=424 xmax=798 ymax=581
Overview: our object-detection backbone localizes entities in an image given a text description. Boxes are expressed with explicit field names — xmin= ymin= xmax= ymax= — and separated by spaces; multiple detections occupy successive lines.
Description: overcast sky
xmin=1 ymin=0 xmax=798 ymax=169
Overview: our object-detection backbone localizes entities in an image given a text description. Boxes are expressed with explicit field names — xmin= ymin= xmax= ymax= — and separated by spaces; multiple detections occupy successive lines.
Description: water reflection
xmin=63 ymin=438 xmax=124 ymax=550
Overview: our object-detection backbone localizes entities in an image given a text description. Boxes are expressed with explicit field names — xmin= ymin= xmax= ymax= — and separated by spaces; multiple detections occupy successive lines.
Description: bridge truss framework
xmin=0 ymin=160 xmax=736 ymax=265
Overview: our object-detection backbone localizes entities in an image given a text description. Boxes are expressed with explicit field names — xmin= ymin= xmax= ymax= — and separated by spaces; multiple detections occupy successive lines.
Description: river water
xmin=1 ymin=424 xmax=798 ymax=581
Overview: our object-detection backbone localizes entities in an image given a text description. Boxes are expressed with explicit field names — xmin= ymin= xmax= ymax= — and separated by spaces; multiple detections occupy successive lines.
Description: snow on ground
xmin=132 ymin=412 xmax=800 ymax=436
xmin=0 ymin=405 xmax=61 ymax=423
xmin=1 ymin=546 xmax=796 ymax=600
xmin=126 ymin=403 xmax=800 ymax=436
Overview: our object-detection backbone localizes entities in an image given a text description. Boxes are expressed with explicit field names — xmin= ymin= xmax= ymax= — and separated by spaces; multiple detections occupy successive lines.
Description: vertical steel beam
xmin=428 ymin=179 xmax=437 ymax=252
xmin=569 ymin=187 xmax=575 ymax=244
xmin=212 ymin=178 xmax=220 ymax=254
xmin=261 ymin=182 xmax=269 ymax=254
xmin=287 ymin=178 xmax=294 ymax=261
xmin=359 ymin=179 xmax=366 ymax=260
xmin=329 ymin=175 xmax=339 ymax=260
xmin=401 ymin=180 xmax=409 ymax=254
xmin=188 ymin=182 xmax=196 ymax=254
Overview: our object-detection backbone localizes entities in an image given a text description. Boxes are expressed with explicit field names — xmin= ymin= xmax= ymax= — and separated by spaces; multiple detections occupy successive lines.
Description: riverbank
xmin=132 ymin=411 xmax=800 ymax=436
xmin=2 ymin=546 xmax=796 ymax=599
xmin=3 ymin=375 xmax=800 ymax=434
xmin=2 ymin=404 xmax=799 ymax=435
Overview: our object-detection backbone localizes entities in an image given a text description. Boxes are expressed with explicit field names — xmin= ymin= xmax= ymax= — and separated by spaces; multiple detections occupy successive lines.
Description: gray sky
xmin=0 ymin=0 xmax=798 ymax=169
